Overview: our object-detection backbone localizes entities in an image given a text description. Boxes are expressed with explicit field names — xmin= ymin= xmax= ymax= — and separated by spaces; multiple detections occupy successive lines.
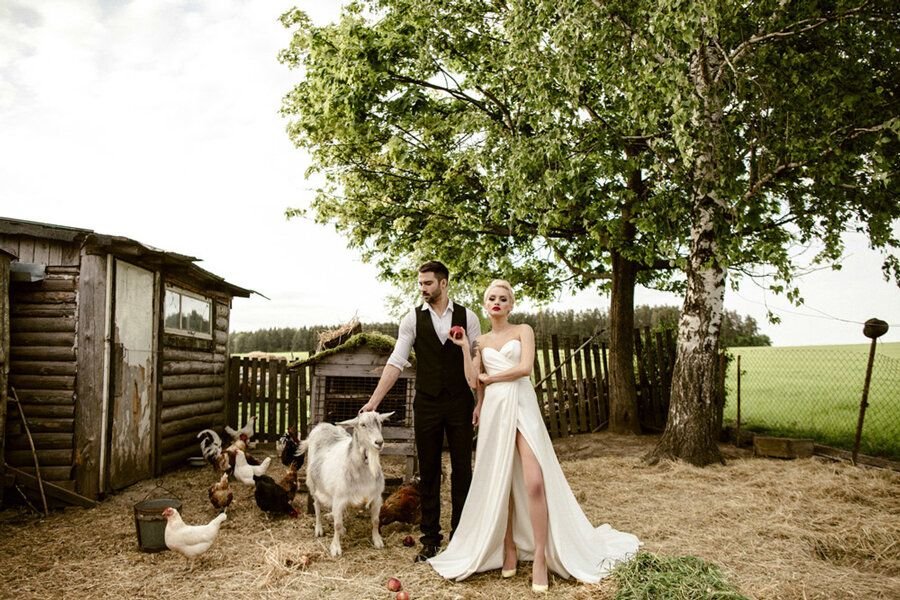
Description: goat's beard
xmin=366 ymin=448 xmax=382 ymax=478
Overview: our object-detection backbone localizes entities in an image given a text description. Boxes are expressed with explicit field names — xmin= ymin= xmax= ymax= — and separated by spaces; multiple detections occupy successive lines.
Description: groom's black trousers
xmin=413 ymin=387 xmax=474 ymax=547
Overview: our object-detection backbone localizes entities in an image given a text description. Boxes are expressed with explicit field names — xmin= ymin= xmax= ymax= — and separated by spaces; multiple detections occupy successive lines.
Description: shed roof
xmin=289 ymin=332 xmax=412 ymax=368
xmin=0 ymin=216 xmax=254 ymax=298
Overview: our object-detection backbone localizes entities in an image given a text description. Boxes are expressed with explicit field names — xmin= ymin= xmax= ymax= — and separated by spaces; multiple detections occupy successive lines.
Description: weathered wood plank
xmin=8 ymin=465 xmax=75 ymax=483
xmin=160 ymin=446 xmax=197 ymax=472
xmin=541 ymin=342 xmax=559 ymax=438
xmin=162 ymin=373 xmax=224 ymax=390
xmin=9 ymin=346 xmax=76 ymax=361
xmin=10 ymin=305 xmax=77 ymax=318
xmin=6 ymin=433 xmax=74 ymax=450
xmin=10 ymin=331 xmax=76 ymax=347
xmin=551 ymin=335 xmax=569 ymax=437
xmin=10 ymin=291 xmax=77 ymax=304
xmin=7 ymin=404 xmax=75 ymax=419
xmin=162 ymin=386 xmax=224 ymax=406
xmin=10 ymin=317 xmax=77 ymax=333
xmin=0 ymin=255 xmax=8 ymax=506
xmin=160 ymin=400 xmax=225 ymax=423
xmin=161 ymin=430 xmax=204 ymax=454
xmin=163 ymin=360 xmax=226 ymax=375
xmin=9 ymin=374 xmax=76 ymax=390
xmin=5 ymin=466 xmax=96 ymax=507
xmin=8 ymin=389 xmax=74 ymax=404
xmin=5 ymin=418 xmax=74 ymax=434
xmin=162 ymin=349 xmax=219 ymax=362
xmin=6 ymin=449 xmax=73 ymax=466
xmin=74 ymin=252 xmax=107 ymax=500
xmin=9 ymin=361 xmax=78 ymax=376
xmin=160 ymin=413 xmax=222 ymax=438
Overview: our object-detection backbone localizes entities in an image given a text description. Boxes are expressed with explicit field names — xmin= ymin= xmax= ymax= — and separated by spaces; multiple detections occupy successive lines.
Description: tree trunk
xmin=646 ymin=43 xmax=729 ymax=466
xmin=646 ymin=202 xmax=726 ymax=465
xmin=608 ymin=249 xmax=640 ymax=433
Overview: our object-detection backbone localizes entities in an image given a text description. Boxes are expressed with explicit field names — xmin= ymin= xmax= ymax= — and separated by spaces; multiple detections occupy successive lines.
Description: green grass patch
xmin=612 ymin=552 xmax=748 ymax=600
xmin=724 ymin=342 xmax=900 ymax=458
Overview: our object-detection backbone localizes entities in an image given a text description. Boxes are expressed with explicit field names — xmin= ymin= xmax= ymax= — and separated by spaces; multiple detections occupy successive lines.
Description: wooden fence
xmin=226 ymin=328 xmax=677 ymax=441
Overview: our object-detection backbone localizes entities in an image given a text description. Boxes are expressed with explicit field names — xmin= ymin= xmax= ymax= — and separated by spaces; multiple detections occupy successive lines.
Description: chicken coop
xmin=291 ymin=332 xmax=417 ymax=480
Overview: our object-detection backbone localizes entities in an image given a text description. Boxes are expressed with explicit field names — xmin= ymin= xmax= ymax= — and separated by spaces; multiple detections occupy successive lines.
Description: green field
xmin=724 ymin=342 xmax=900 ymax=458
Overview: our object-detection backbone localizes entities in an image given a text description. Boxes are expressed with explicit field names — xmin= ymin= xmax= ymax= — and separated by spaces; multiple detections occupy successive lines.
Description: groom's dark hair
xmin=418 ymin=260 xmax=449 ymax=281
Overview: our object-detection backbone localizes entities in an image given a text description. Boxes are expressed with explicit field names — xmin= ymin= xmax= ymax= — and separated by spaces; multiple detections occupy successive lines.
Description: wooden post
xmin=735 ymin=355 xmax=741 ymax=447
xmin=298 ymin=365 xmax=308 ymax=438
xmin=532 ymin=349 xmax=549 ymax=426
xmin=853 ymin=318 xmax=889 ymax=464
xmin=581 ymin=340 xmax=598 ymax=430
xmin=633 ymin=329 xmax=650 ymax=427
xmin=267 ymin=360 xmax=278 ymax=441
xmin=550 ymin=335 xmax=569 ymax=437
xmin=0 ymin=252 xmax=10 ymax=507
xmin=288 ymin=370 xmax=298 ymax=435
xmin=541 ymin=343 xmax=559 ymax=438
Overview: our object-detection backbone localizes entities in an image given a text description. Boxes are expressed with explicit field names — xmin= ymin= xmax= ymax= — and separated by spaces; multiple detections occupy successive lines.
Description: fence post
xmin=853 ymin=318 xmax=889 ymax=464
xmin=735 ymin=355 xmax=741 ymax=447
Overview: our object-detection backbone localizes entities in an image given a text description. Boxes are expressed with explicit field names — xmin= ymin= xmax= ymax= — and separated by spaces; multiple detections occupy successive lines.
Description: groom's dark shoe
xmin=414 ymin=544 xmax=439 ymax=563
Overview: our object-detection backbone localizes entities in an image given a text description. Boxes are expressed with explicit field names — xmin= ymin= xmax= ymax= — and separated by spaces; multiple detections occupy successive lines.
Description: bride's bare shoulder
xmin=515 ymin=324 xmax=535 ymax=342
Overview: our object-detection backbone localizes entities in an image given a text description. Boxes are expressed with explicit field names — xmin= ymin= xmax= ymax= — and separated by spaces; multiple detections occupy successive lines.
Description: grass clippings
xmin=1 ymin=433 xmax=898 ymax=599
xmin=612 ymin=552 xmax=748 ymax=600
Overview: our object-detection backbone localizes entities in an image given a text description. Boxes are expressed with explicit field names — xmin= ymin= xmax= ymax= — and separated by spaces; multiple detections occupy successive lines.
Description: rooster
xmin=208 ymin=473 xmax=233 ymax=511
xmin=197 ymin=429 xmax=262 ymax=473
xmin=379 ymin=479 xmax=421 ymax=531
xmin=162 ymin=507 xmax=226 ymax=567
xmin=253 ymin=473 xmax=299 ymax=518
xmin=275 ymin=426 xmax=306 ymax=470
xmin=233 ymin=448 xmax=271 ymax=485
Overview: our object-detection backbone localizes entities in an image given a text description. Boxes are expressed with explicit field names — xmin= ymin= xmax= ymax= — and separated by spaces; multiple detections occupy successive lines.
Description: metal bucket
xmin=134 ymin=497 xmax=182 ymax=552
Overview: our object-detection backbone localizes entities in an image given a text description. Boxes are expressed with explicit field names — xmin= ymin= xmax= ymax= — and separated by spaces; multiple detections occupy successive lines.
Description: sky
xmin=1 ymin=1 xmax=898 ymax=347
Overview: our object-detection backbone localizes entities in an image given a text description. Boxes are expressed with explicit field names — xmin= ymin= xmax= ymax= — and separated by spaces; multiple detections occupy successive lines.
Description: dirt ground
xmin=0 ymin=433 xmax=898 ymax=600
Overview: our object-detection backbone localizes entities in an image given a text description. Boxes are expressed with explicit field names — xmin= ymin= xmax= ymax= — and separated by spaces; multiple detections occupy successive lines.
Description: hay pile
xmin=0 ymin=434 xmax=897 ymax=600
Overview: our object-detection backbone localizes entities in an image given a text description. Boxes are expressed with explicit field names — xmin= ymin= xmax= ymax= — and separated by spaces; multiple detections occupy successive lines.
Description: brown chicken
xmin=378 ymin=480 xmax=421 ymax=531
xmin=208 ymin=473 xmax=233 ymax=511
xmin=278 ymin=462 xmax=299 ymax=503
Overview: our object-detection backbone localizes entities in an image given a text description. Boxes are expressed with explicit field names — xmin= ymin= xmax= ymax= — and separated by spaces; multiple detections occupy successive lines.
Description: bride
xmin=428 ymin=279 xmax=640 ymax=593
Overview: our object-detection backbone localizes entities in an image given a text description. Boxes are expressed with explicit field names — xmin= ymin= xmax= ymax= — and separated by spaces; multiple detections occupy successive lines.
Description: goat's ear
xmin=376 ymin=411 xmax=395 ymax=423
xmin=337 ymin=417 xmax=359 ymax=427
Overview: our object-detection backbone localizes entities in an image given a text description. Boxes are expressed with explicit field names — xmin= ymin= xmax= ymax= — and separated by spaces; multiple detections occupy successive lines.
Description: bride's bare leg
xmin=502 ymin=494 xmax=517 ymax=571
xmin=516 ymin=431 xmax=548 ymax=587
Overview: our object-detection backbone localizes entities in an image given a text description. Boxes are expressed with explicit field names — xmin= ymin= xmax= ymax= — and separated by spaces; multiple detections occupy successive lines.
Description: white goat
xmin=298 ymin=411 xmax=394 ymax=556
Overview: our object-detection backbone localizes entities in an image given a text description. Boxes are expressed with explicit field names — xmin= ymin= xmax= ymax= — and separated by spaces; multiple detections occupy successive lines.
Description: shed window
xmin=164 ymin=286 xmax=212 ymax=338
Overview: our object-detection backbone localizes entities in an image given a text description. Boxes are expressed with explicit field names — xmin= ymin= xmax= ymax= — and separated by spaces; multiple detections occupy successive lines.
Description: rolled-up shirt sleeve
xmin=386 ymin=309 xmax=417 ymax=370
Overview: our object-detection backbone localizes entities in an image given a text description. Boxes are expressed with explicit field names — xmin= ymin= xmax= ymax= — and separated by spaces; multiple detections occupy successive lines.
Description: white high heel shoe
xmin=501 ymin=567 xmax=517 ymax=578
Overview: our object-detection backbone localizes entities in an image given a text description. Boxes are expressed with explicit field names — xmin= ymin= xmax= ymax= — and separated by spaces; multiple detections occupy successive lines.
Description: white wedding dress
xmin=428 ymin=339 xmax=640 ymax=583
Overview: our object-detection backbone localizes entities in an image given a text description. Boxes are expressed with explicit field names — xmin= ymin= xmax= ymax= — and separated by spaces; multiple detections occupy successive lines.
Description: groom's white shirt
xmin=386 ymin=300 xmax=481 ymax=370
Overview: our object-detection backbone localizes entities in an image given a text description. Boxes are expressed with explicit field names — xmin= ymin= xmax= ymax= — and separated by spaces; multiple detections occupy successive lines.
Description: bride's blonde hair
xmin=483 ymin=279 xmax=515 ymax=307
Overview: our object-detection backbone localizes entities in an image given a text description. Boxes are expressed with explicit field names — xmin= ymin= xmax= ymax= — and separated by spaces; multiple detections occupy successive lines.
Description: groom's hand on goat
xmin=359 ymin=399 xmax=378 ymax=413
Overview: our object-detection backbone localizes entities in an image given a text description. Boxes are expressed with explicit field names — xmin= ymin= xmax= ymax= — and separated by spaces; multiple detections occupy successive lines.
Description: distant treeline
xmin=230 ymin=305 xmax=771 ymax=353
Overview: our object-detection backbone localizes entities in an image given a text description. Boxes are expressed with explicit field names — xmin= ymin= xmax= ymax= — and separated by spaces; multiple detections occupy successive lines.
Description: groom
xmin=360 ymin=260 xmax=481 ymax=562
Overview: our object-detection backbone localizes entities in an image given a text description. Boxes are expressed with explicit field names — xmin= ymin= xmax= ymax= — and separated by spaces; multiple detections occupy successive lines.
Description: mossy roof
xmin=288 ymin=331 xmax=415 ymax=368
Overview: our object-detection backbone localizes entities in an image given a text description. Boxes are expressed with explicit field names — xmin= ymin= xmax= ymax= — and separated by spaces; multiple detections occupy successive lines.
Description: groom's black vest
xmin=413 ymin=303 xmax=471 ymax=397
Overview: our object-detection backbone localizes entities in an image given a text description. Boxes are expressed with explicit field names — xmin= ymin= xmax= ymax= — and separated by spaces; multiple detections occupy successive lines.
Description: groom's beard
xmin=422 ymin=291 xmax=442 ymax=305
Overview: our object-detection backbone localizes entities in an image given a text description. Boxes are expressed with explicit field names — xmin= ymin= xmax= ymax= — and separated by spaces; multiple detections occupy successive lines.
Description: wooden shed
xmin=0 ymin=217 xmax=252 ymax=503
xmin=292 ymin=333 xmax=417 ymax=480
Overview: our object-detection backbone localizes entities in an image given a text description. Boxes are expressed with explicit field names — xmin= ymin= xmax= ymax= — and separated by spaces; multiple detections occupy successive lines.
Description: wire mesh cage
xmin=317 ymin=375 xmax=410 ymax=425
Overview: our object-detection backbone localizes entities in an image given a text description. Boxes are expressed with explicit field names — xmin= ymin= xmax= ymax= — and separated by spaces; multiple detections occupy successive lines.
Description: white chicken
xmin=233 ymin=448 xmax=271 ymax=485
xmin=162 ymin=507 xmax=226 ymax=564
xmin=225 ymin=415 xmax=258 ymax=448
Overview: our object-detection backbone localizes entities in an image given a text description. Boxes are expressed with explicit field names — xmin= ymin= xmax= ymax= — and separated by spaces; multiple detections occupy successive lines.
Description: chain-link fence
xmin=723 ymin=343 xmax=900 ymax=459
